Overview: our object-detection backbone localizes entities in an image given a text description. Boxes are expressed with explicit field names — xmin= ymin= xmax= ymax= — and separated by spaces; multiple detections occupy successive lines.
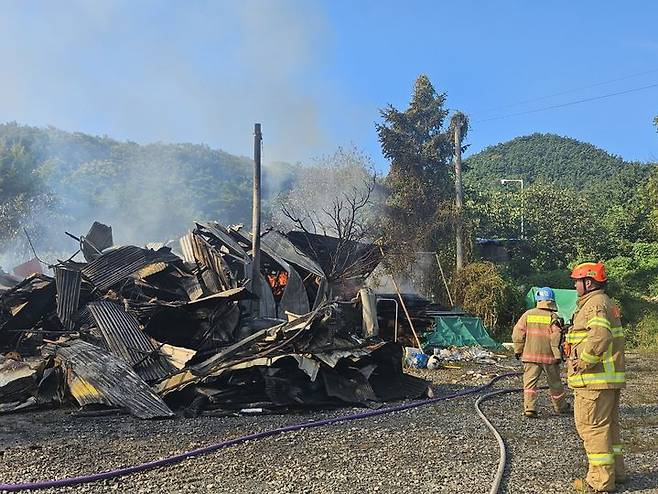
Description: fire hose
xmin=0 ymin=372 xmax=523 ymax=493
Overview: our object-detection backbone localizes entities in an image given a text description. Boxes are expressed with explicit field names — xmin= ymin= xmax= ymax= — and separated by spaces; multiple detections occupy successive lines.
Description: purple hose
xmin=0 ymin=372 xmax=521 ymax=492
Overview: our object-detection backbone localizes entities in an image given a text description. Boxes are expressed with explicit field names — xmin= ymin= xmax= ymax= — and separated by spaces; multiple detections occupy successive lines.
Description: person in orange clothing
xmin=512 ymin=287 xmax=569 ymax=418
xmin=567 ymin=262 xmax=626 ymax=493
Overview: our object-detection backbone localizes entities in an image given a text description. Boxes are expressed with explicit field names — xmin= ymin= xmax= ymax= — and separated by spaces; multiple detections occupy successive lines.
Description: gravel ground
xmin=1 ymin=354 xmax=656 ymax=493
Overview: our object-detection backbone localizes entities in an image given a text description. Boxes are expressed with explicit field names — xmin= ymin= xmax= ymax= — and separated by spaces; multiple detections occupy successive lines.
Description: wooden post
xmin=453 ymin=114 xmax=464 ymax=271
xmin=251 ymin=123 xmax=262 ymax=317
xmin=435 ymin=253 xmax=454 ymax=307
xmin=390 ymin=275 xmax=423 ymax=349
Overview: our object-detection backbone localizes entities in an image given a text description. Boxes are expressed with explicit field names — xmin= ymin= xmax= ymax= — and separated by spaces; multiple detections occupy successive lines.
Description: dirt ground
xmin=1 ymin=353 xmax=657 ymax=493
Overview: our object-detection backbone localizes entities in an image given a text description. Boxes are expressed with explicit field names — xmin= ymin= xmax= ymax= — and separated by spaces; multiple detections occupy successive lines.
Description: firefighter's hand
xmin=514 ymin=353 xmax=521 ymax=360
xmin=572 ymin=358 xmax=586 ymax=371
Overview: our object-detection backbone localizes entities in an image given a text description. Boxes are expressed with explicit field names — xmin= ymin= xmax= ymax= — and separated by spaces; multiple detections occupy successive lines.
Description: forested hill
xmin=464 ymin=133 xmax=652 ymax=190
xmin=0 ymin=123 xmax=297 ymax=251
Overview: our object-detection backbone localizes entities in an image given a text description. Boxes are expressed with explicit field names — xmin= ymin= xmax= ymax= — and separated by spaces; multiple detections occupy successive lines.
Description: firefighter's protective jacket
xmin=566 ymin=289 xmax=626 ymax=389
xmin=512 ymin=307 xmax=562 ymax=364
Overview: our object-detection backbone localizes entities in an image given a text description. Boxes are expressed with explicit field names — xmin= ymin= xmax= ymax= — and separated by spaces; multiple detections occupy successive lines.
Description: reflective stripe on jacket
xmin=567 ymin=289 xmax=626 ymax=390
xmin=512 ymin=308 xmax=561 ymax=364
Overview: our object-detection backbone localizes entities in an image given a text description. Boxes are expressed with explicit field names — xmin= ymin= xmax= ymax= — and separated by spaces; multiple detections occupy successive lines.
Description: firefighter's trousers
xmin=522 ymin=362 xmax=567 ymax=413
xmin=574 ymin=388 xmax=625 ymax=492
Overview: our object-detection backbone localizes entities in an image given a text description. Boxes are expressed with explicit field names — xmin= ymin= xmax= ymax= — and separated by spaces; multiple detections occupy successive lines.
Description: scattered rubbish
xmin=426 ymin=355 xmax=441 ymax=370
xmin=452 ymin=370 xmax=501 ymax=385
xmin=432 ymin=346 xmax=499 ymax=362
xmin=403 ymin=347 xmax=428 ymax=369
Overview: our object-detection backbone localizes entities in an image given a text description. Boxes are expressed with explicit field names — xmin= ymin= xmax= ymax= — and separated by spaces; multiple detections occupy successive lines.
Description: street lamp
xmin=500 ymin=178 xmax=524 ymax=239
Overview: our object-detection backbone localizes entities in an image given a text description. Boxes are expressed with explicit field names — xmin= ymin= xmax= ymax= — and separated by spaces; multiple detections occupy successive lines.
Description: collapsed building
xmin=0 ymin=221 xmax=430 ymax=419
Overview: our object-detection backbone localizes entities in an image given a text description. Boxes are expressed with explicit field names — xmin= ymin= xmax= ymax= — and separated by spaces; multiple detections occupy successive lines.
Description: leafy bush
xmin=453 ymin=261 xmax=523 ymax=335
xmin=518 ymin=268 xmax=573 ymax=291
xmin=626 ymin=311 xmax=658 ymax=350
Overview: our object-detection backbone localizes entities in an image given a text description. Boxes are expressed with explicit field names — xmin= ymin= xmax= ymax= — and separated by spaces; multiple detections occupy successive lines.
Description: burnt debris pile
xmin=0 ymin=221 xmax=429 ymax=419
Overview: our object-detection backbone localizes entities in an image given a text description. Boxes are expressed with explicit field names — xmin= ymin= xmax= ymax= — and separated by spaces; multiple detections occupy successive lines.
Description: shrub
xmin=453 ymin=261 xmax=523 ymax=335
xmin=626 ymin=311 xmax=658 ymax=350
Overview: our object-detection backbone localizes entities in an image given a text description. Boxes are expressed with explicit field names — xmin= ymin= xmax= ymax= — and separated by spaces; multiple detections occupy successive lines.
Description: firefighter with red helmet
xmin=567 ymin=262 xmax=626 ymax=492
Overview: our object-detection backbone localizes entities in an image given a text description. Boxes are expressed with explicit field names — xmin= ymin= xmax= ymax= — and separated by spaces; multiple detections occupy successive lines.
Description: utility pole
xmin=251 ymin=123 xmax=262 ymax=316
xmin=452 ymin=113 xmax=465 ymax=271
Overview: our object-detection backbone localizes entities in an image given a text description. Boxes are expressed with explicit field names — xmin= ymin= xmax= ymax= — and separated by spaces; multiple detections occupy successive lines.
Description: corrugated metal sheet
xmin=197 ymin=222 xmax=248 ymax=261
xmin=55 ymin=267 xmax=82 ymax=330
xmin=54 ymin=339 xmax=173 ymax=419
xmin=133 ymin=262 xmax=168 ymax=279
xmin=179 ymin=233 xmax=196 ymax=263
xmin=81 ymin=246 xmax=149 ymax=290
xmin=186 ymin=232 xmax=236 ymax=294
xmin=261 ymin=231 xmax=326 ymax=278
xmin=87 ymin=301 xmax=175 ymax=382
xmin=81 ymin=246 xmax=179 ymax=291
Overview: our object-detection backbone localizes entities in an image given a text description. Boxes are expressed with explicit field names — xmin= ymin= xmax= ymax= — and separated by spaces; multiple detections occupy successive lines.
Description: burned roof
xmin=285 ymin=231 xmax=381 ymax=280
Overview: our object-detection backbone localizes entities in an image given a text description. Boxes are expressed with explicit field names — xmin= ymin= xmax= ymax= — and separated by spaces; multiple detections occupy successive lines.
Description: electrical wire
xmin=474 ymin=68 xmax=658 ymax=115
xmin=473 ymin=82 xmax=658 ymax=123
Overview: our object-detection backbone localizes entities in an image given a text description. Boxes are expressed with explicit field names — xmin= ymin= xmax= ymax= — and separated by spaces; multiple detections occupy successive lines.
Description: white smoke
xmin=0 ymin=1 xmax=340 ymax=163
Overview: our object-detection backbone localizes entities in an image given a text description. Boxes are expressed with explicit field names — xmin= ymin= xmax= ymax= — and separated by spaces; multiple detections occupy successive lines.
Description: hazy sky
xmin=1 ymin=1 xmax=657 ymax=170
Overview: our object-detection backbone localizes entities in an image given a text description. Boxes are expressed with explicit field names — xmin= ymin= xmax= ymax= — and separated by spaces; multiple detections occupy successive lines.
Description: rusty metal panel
xmin=54 ymin=267 xmax=82 ymax=330
xmin=87 ymin=301 xmax=175 ymax=382
xmin=54 ymin=339 xmax=173 ymax=419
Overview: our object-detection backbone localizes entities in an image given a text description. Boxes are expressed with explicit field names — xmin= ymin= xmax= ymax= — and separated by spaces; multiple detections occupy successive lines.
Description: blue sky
xmin=1 ymin=1 xmax=657 ymax=170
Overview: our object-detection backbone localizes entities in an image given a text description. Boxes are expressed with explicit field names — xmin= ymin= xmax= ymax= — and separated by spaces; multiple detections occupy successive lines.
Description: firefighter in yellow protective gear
xmin=512 ymin=286 xmax=568 ymax=418
xmin=567 ymin=262 xmax=626 ymax=493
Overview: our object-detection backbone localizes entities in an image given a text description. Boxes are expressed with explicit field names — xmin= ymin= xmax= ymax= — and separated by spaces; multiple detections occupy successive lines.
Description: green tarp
xmin=424 ymin=316 xmax=500 ymax=349
xmin=525 ymin=286 xmax=578 ymax=322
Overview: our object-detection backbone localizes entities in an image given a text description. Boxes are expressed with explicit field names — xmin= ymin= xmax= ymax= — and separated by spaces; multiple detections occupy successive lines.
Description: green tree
xmin=376 ymin=75 xmax=465 ymax=280
xmin=0 ymin=123 xmax=298 ymax=253
xmin=468 ymin=183 xmax=607 ymax=272
xmin=0 ymin=139 xmax=54 ymax=251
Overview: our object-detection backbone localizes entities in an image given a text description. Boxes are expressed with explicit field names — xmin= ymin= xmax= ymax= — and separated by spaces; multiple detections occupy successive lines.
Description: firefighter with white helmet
xmin=567 ymin=262 xmax=626 ymax=492
xmin=512 ymin=286 xmax=568 ymax=418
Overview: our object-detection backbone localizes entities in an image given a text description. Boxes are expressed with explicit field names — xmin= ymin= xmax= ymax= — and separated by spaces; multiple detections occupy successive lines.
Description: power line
xmin=473 ymin=82 xmax=658 ymax=123
xmin=474 ymin=68 xmax=658 ymax=115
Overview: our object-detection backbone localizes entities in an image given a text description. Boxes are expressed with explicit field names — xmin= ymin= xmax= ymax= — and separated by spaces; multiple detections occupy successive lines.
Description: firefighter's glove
xmin=514 ymin=353 xmax=521 ymax=361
